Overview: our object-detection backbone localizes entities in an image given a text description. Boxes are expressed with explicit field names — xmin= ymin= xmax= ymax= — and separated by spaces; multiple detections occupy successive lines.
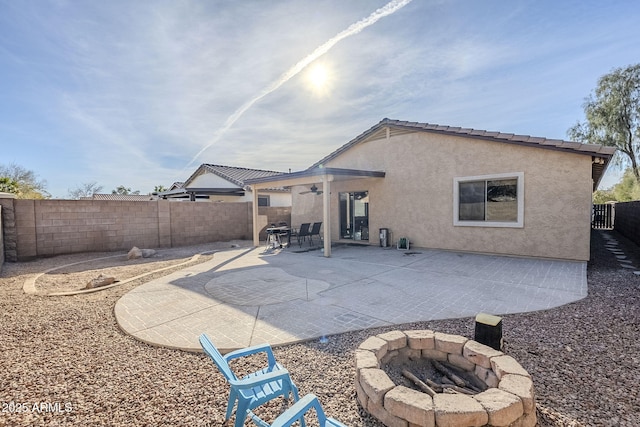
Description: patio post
xmin=322 ymin=174 xmax=331 ymax=257
xmin=252 ymin=185 xmax=259 ymax=246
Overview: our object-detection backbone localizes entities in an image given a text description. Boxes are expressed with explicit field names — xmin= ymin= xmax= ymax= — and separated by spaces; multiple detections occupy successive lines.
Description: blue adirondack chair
xmin=199 ymin=333 xmax=300 ymax=427
xmin=251 ymin=394 xmax=347 ymax=427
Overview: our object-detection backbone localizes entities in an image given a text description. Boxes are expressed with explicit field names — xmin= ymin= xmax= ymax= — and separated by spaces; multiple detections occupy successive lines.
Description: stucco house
xmin=246 ymin=118 xmax=615 ymax=261
xmin=158 ymin=164 xmax=291 ymax=206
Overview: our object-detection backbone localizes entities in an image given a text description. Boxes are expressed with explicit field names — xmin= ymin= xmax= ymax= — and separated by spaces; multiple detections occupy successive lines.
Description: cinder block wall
xmin=0 ymin=205 xmax=4 ymax=273
xmin=15 ymin=200 xmax=164 ymax=259
xmin=0 ymin=198 xmax=16 ymax=262
xmin=3 ymin=199 xmax=291 ymax=261
xmin=169 ymin=202 xmax=251 ymax=246
xmin=614 ymin=201 xmax=640 ymax=247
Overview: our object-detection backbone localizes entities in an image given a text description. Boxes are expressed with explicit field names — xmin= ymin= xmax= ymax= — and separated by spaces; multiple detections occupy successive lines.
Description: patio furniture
xmin=199 ymin=333 xmax=300 ymax=427
xmin=251 ymin=394 xmax=347 ymax=427
xmin=266 ymin=225 xmax=291 ymax=249
xmin=309 ymin=222 xmax=322 ymax=246
xmin=266 ymin=227 xmax=282 ymax=249
xmin=277 ymin=222 xmax=291 ymax=245
xmin=291 ymin=223 xmax=311 ymax=247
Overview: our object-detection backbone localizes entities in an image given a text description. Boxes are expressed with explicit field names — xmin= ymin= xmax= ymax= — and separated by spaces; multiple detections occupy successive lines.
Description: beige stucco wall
xmin=291 ymin=188 xmax=324 ymax=229
xmin=295 ymin=131 xmax=594 ymax=261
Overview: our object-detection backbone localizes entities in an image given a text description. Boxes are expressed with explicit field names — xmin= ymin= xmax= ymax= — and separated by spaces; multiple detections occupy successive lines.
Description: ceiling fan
xmin=300 ymin=184 xmax=323 ymax=195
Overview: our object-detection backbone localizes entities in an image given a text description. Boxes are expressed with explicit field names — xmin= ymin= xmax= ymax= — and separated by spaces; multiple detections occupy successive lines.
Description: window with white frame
xmin=453 ymin=172 xmax=524 ymax=227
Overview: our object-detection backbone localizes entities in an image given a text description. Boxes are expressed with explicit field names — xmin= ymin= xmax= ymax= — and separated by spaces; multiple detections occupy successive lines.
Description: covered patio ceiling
xmin=245 ymin=167 xmax=385 ymax=257
xmin=155 ymin=187 xmax=245 ymax=201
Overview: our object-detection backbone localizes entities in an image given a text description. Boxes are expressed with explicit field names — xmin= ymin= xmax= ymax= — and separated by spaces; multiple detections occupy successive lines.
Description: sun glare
xmin=306 ymin=62 xmax=332 ymax=96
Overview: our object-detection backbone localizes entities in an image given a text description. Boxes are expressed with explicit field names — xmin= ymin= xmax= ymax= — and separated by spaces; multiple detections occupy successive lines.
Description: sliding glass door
xmin=339 ymin=191 xmax=369 ymax=240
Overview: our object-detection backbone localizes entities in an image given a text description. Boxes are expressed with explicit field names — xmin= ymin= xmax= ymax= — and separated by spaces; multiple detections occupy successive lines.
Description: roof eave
xmin=245 ymin=167 xmax=386 ymax=187
xmin=311 ymin=118 xmax=619 ymax=169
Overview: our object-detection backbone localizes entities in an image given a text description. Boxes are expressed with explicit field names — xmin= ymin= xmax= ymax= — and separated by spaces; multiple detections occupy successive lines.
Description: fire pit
xmin=355 ymin=330 xmax=536 ymax=427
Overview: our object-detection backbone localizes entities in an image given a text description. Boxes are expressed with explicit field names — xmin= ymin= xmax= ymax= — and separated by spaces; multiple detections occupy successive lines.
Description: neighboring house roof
xmin=309 ymin=118 xmax=617 ymax=189
xmin=183 ymin=164 xmax=288 ymax=189
xmin=158 ymin=164 xmax=290 ymax=200
xmin=81 ymin=194 xmax=157 ymax=201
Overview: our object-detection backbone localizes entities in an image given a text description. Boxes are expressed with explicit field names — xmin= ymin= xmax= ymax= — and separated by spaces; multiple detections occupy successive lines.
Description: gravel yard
xmin=0 ymin=230 xmax=638 ymax=426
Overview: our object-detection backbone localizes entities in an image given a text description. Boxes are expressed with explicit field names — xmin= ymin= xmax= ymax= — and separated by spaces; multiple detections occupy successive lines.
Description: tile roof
xmin=184 ymin=164 xmax=290 ymax=191
xmin=311 ymin=118 xmax=617 ymax=169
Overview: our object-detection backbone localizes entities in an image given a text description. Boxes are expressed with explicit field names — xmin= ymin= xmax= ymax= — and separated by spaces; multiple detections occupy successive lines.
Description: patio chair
xmin=309 ymin=222 xmax=322 ymax=246
xmin=250 ymin=394 xmax=347 ymax=427
xmin=199 ymin=333 xmax=300 ymax=427
xmin=291 ymin=223 xmax=311 ymax=247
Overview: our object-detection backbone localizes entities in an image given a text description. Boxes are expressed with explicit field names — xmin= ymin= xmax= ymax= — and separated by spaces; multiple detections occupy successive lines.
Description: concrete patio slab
xmin=114 ymin=244 xmax=587 ymax=353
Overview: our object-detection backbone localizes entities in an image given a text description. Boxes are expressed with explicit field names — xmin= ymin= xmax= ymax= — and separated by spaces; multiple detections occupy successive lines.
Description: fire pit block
xmin=433 ymin=394 xmax=488 ymax=427
xmin=378 ymin=330 xmax=408 ymax=351
xmin=498 ymin=375 xmax=536 ymax=414
xmin=406 ymin=329 xmax=435 ymax=350
xmin=355 ymin=329 xmax=536 ymax=427
xmin=385 ymin=386 xmax=435 ymax=427
xmin=491 ymin=355 xmax=531 ymax=379
xmin=464 ymin=340 xmax=503 ymax=369
xmin=359 ymin=368 xmax=395 ymax=406
xmin=360 ymin=336 xmax=389 ymax=360
xmin=473 ymin=388 xmax=523 ymax=426
xmin=434 ymin=332 xmax=468 ymax=355
xmin=355 ymin=349 xmax=379 ymax=372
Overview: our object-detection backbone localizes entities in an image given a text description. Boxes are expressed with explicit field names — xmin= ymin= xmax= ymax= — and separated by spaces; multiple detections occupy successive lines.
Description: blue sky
xmin=1 ymin=0 xmax=639 ymax=198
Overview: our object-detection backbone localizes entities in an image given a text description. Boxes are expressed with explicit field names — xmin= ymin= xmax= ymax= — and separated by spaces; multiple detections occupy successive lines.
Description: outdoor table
xmin=265 ymin=226 xmax=291 ymax=248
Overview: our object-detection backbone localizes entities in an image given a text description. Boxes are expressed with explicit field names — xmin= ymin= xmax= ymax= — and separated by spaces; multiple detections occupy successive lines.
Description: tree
xmin=0 ymin=163 xmax=50 ymax=199
xmin=592 ymin=167 xmax=640 ymax=202
xmin=112 ymin=185 xmax=140 ymax=195
xmin=68 ymin=182 xmax=104 ymax=199
xmin=611 ymin=168 xmax=640 ymax=201
xmin=592 ymin=189 xmax=616 ymax=204
xmin=569 ymin=64 xmax=640 ymax=185
xmin=0 ymin=177 xmax=19 ymax=194
xmin=154 ymin=185 xmax=167 ymax=193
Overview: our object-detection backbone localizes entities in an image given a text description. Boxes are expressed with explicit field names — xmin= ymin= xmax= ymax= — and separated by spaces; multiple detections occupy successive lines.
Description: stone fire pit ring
xmin=355 ymin=330 xmax=536 ymax=427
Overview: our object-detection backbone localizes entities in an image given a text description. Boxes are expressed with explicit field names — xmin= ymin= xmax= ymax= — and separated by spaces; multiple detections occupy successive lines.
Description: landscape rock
xmin=127 ymin=246 xmax=143 ymax=260
xmin=85 ymin=274 xmax=116 ymax=289
xmin=141 ymin=249 xmax=156 ymax=258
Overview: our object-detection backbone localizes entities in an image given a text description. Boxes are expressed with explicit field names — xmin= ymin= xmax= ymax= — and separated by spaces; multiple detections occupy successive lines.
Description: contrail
xmin=184 ymin=0 xmax=413 ymax=170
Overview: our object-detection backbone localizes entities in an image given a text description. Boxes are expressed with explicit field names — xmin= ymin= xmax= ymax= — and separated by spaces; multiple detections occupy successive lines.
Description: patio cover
xmin=245 ymin=167 xmax=385 ymax=257
xmin=156 ymin=187 xmax=245 ymax=201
